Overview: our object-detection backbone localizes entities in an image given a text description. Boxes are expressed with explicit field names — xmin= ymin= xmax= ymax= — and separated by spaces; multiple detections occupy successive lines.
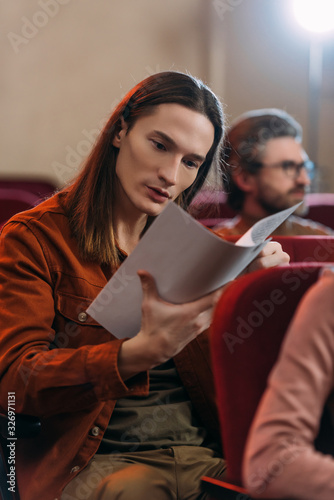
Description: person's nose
xmin=158 ymin=156 xmax=180 ymax=186
xmin=296 ymin=166 xmax=311 ymax=186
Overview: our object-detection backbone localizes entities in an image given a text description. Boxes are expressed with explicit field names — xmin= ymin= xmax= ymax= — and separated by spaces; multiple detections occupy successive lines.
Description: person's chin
xmin=291 ymin=198 xmax=308 ymax=216
xmin=144 ymin=201 xmax=169 ymax=217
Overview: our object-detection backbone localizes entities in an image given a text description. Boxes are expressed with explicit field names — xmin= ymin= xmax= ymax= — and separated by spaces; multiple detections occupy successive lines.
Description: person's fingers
xmin=320 ymin=266 xmax=334 ymax=278
xmin=257 ymin=250 xmax=290 ymax=269
xmin=138 ymin=269 xmax=225 ymax=311
xmin=137 ymin=270 xmax=225 ymax=331
xmin=281 ymin=251 xmax=290 ymax=264
xmin=258 ymin=242 xmax=290 ymax=264
xmin=137 ymin=269 xmax=160 ymax=301
xmin=188 ymin=285 xmax=225 ymax=315
xmin=260 ymin=241 xmax=283 ymax=256
xmin=196 ymin=309 xmax=215 ymax=332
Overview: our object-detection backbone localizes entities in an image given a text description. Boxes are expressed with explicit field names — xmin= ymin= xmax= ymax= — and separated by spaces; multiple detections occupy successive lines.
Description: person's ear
xmin=233 ymin=168 xmax=257 ymax=193
xmin=112 ymin=117 xmax=128 ymax=148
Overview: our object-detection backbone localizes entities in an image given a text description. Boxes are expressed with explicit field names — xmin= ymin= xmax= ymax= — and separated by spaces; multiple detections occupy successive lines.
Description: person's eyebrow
xmin=153 ymin=130 xmax=206 ymax=163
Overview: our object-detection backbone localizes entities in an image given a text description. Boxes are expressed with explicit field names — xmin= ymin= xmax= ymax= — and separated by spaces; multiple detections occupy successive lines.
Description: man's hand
xmin=118 ymin=270 xmax=225 ymax=380
xmin=246 ymin=241 xmax=290 ymax=274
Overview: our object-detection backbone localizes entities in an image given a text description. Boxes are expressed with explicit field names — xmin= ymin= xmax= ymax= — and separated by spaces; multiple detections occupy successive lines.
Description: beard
xmin=256 ymin=185 xmax=310 ymax=216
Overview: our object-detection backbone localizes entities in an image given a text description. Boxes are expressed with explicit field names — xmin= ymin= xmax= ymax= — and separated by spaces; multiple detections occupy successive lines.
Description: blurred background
xmin=1 ymin=0 xmax=333 ymax=191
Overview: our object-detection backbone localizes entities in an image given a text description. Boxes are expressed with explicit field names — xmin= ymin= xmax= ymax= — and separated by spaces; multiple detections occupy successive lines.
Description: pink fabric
xmin=209 ymin=264 xmax=328 ymax=485
xmin=243 ymin=269 xmax=334 ymax=499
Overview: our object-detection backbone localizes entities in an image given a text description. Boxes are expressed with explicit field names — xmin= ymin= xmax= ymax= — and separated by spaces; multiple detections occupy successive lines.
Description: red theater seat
xmin=189 ymin=190 xmax=232 ymax=223
xmin=0 ymin=188 xmax=41 ymax=227
xmin=219 ymin=234 xmax=334 ymax=263
xmin=213 ymin=235 xmax=334 ymax=263
xmin=270 ymin=235 xmax=334 ymax=263
xmin=0 ymin=179 xmax=57 ymax=200
xmin=207 ymin=263 xmax=333 ymax=491
xmin=306 ymin=192 xmax=334 ymax=230
xmin=191 ymin=191 xmax=334 ymax=230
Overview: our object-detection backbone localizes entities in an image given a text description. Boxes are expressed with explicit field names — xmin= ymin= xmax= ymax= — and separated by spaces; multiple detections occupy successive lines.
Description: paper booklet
xmin=87 ymin=201 xmax=301 ymax=339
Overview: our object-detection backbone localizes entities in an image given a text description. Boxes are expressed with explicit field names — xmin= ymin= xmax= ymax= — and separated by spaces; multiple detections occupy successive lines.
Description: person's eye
xmin=183 ymin=159 xmax=199 ymax=169
xmin=151 ymin=140 xmax=166 ymax=151
xmin=281 ymin=161 xmax=296 ymax=171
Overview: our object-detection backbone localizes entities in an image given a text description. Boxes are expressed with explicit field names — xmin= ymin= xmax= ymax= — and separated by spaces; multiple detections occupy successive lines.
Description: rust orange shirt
xmin=0 ymin=193 xmax=220 ymax=500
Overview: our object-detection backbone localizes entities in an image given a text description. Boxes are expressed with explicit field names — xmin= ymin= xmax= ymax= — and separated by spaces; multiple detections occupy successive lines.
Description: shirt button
xmin=78 ymin=312 xmax=87 ymax=322
xmin=70 ymin=465 xmax=80 ymax=474
xmin=91 ymin=426 xmax=100 ymax=437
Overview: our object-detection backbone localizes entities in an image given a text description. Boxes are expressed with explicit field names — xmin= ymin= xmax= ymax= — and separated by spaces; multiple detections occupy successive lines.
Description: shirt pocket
xmin=53 ymin=291 xmax=108 ymax=349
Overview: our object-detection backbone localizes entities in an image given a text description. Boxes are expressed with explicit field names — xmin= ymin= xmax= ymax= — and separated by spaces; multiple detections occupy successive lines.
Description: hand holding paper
xmin=87 ymin=201 xmax=301 ymax=338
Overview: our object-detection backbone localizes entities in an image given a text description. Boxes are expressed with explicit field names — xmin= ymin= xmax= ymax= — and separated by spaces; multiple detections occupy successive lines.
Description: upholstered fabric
xmin=213 ymin=234 xmax=334 ymax=263
xmin=191 ymin=191 xmax=334 ymax=230
xmin=209 ymin=263 xmax=330 ymax=485
xmin=0 ymin=188 xmax=41 ymax=226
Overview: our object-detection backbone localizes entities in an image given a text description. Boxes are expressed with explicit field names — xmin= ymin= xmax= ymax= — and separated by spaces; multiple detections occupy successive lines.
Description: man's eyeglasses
xmin=250 ymin=160 xmax=315 ymax=180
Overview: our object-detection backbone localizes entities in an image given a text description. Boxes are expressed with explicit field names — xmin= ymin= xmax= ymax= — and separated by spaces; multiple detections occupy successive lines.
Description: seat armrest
xmin=201 ymin=476 xmax=253 ymax=499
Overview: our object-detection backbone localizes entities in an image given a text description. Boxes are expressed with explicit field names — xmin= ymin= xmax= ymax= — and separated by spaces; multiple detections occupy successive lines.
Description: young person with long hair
xmin=0 ymin=71 xmax=288 ymax=500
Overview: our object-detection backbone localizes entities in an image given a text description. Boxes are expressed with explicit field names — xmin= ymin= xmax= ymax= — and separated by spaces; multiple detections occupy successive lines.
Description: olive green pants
xmin=61 ymin=446 xmax=226 ymax=500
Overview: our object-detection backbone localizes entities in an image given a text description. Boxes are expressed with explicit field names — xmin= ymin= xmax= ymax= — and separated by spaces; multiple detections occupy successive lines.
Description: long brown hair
xmin=62 ymin=71 xmax=225 ymax=268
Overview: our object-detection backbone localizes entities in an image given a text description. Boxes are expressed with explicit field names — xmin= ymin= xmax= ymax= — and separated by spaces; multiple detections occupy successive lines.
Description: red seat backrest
xmin=192 ymin=191 xmax=334 ymax=230
xmin=0 ymin=188 xmax=41 ymax=227
xmin=270 ymin=235 xmax=334 ymax=263
xmin=189 ymin=191 xmax=234 ymax=220
xmin=0 ymin=179 xmax=56 ymax=200
xmin=305 ymin=193 xmax=334 ymax=230
xmin=210 ymin=263 xmax=330 ymax=486
xmin=215 ymin=234 xmax=334 ymax=263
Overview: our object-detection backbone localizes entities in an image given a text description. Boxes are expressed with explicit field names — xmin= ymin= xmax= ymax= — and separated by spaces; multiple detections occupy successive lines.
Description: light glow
xmin=293 ymin=0 xmax=334 ymax=33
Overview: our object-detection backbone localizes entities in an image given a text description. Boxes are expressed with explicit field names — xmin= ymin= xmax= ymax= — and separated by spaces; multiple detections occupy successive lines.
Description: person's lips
xmin=146 ymin=186 xmax=171 ymax=203
xmin=290 ymin=189 xmax=306 ymax=197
